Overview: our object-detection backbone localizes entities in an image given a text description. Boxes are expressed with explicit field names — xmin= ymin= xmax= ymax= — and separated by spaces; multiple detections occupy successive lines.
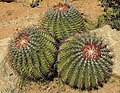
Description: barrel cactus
xmin=41 ymin=2 xmax=86 ymax=41
xmin=8 ymin=27 xmax=57 ymax=81
xmin=58 ymin=33 xmax=113 ymax=90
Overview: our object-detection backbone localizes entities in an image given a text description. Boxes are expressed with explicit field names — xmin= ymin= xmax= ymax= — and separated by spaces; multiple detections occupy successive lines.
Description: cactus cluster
xmin=9 ymin=27 xmax=57 ymax=81
xmin=7 ymin=2 xmax=113 ymax=91
xmin=58 ymin=33 xmax=113 ymax=90
xmin=41 ymin=2 xmax=86 ymax=40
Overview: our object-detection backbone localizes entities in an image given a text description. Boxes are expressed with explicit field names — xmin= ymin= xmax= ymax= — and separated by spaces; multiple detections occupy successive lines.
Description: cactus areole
xmin=54 ymin=2 xmax=70 ymax=11
xmin=81 ymin=41 xmax=101 ymax=60
xmin=15 ymin=33 xmax=29 ymax=48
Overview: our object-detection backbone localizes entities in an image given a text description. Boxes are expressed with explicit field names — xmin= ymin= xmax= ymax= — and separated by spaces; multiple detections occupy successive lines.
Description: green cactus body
xmin=41 ymin=2 xmax=86 ymax=40
xmin=58 ymin=33 xmax=113 ymax=90
xmin=9 ymin=27 xmax=57 ymax=81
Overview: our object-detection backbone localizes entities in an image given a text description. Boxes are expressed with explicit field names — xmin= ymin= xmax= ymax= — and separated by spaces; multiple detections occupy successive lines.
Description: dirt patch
xmin=72 ymin=0 xmax=104 ymax=19
xmin=23 ymin=76 xmax=120 ymax=93
xmin=0 ymin=0 xmax=103 ymax=39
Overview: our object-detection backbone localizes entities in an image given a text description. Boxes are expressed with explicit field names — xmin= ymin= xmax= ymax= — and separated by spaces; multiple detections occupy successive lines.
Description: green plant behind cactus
xmin=100 ymin=0 xmax=120 ymax=31
xmin=110 ymin=17 xmax=120 ymax=31
xmin=58 ymin=33 xmax=113 ymax=90
xmin=9 ymin=27 xmax=57 ymax=81
xmin=41 ymin=2 xmax=86 ymax=41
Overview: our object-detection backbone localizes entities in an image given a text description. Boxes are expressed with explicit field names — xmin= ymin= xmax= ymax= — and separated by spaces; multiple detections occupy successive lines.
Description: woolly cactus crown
xmin=58 ymin=33 xmax=113 ymax=90
xmin=9 ymin=27 xmax=57 ymax=81
xmin=53 ymin=2 xmax=70 ymax=11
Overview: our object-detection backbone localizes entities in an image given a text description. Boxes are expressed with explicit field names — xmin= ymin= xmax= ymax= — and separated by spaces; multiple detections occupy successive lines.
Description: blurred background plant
xmin=99 ymin=0 xmax=120 ymax=30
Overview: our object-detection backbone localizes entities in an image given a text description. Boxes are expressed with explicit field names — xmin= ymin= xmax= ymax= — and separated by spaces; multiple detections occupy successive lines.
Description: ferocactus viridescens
xmin=8 ymin=27 xmax=57 ymax=81
xmin=58 ymin=33 xmax=113 ymax=90
xmin=41 ymin=2 xmax=86 ymax=41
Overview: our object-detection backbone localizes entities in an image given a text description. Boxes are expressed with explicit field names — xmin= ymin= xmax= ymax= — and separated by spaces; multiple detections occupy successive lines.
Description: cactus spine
xmin=9 ymin=27 xmax=57 ymax=81
xmin=41 ymin=2 xmax=86 ymax=41
xmin=58 ymin=33 xmax=113 ymax=90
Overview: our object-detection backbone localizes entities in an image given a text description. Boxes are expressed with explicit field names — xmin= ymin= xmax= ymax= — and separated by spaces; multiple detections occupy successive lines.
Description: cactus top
xmin=81 ymin=41 xmax=101 ymax=60
xmin=15 ymin=33 xmax=29 ymax=48
xmin=53 ymin=2 xmax=70 ymax=11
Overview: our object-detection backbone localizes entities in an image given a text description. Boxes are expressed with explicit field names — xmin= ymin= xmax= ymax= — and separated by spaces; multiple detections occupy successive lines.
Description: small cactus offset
xmin=8 ymin=27 xmax=57 ymax=81
xmin=58 ymin=33 xmax=113 ymax=90
xmin=41 ymin=2 xmax=86 ymax=40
